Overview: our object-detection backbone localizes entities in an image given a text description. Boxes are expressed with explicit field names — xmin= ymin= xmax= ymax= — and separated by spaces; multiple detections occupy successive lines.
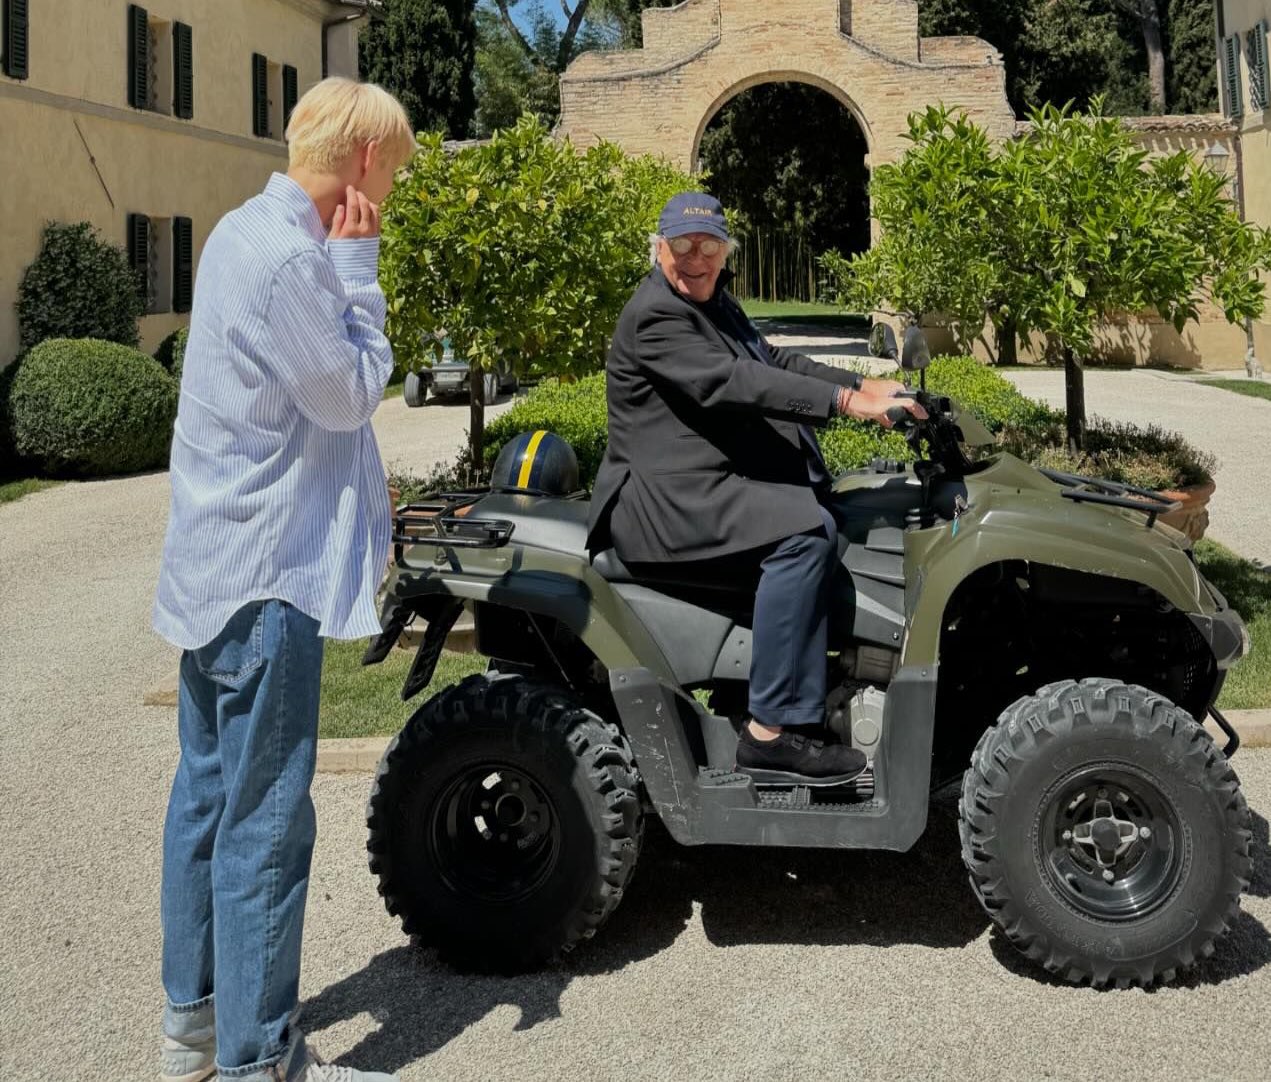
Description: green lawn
xmin=1195 ymin=540 xmax=1271 ymax=711
xmin=740 ymin=300 xmax=868 ymax=327
xmin=1202 ymin=379 xmax=1271 ymax=403
xmin=383 ymin=376 xmax=405 ymax=401
xmin=0 ymin=477 xmax=63 ymax=505
xmin=318 ymin=636 xmax=487 ymax=739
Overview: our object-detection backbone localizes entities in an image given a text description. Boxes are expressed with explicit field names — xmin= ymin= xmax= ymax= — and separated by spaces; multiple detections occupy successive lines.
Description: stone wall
xmin=558 ymin=0 xmax=1013 ymax=170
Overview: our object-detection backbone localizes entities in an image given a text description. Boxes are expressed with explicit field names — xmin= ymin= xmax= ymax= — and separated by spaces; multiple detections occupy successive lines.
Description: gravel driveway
xmin=2 ymin=374 xmax=1270 ymax=1081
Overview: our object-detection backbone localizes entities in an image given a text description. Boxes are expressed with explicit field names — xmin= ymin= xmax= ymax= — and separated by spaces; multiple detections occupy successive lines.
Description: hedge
xmin=17 ymin=222 xmax=144 ymax=353
xmin=484 ymin=357 xmax=1055 ymax=488
xmin=154 ymin=326 xmax=190 ymax=381
xmin=6 ymin=338 xmax=178 ymax=477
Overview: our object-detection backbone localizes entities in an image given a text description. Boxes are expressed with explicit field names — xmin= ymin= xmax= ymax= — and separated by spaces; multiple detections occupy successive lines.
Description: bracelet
xmin=837 ymin=387 xmax=855 ymax=416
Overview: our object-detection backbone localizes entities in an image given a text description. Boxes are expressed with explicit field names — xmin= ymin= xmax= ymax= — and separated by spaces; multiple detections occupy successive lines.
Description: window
xmin=129 ymin=214 xmax=191 ymax=315
xmin=252 ymin=52 xmax=269 ymax=136
xmin=283 ymin=64 xmax=298 ymax=136
xmin=252 ymin=53 xmax=298 ymax=139
xmin=1224 ymin=34 xmax=1244 ymax=118
xmin=128 ymin=6 xmax=192 ymax=117
xmin=3 ymin=0 xmax=30 ymax=80
xmin=1247 ymin=21 xmax=1269 ymax=113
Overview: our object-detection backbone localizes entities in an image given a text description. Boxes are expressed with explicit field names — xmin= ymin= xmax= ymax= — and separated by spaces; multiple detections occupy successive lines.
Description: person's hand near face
xmin=329 ymin=185 xmax=381 ymax=241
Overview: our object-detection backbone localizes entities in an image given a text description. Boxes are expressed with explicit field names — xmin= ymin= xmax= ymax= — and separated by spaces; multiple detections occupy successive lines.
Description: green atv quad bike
xmin=362 ymin=325 xmax=1253 ymax=987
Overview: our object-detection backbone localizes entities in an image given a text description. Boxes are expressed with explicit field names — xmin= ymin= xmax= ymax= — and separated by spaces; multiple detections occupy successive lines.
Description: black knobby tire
xmin=960 ymin=678 xmax=1252 ymax=987
xmin=366 ymin=674 xmax=642 ymax=972
xmin=403 ymin=370 xmax=427 ymax=408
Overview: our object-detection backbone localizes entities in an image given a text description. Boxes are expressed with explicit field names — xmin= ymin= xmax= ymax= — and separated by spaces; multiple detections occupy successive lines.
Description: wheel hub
xmin=428 ymin=764 xmax=560 ymax=904
xmin=1038 ymin=766 xmax=1184 ymax=921
xmin=1073 ymin=798 xmax=1141 ymax=870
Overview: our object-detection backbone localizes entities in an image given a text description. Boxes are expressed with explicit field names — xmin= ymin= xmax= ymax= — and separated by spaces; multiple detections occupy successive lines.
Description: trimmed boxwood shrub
xmin=484 ymin=357 xmax=1044 ymax=488
xmin=154 ymin=326 xmax=190 ymax=381
xmin=478 ymin=355 xmax=1212 ymax=493
xmin=999 ymin=416 xmax=1215 ymax=491
xmin=17 ymin=222 xmax=144 ymax=353
xmin=484 ymin=373 xmax=611 ymax=485
xmin=6 ymin=338 xmax=178 ymax=477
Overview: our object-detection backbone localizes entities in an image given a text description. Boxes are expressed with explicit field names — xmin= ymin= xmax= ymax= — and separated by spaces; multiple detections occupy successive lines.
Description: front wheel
xmin=366 ymin=675 xmax=643 ymax=972
xmin=960 ymin=678 xmax=1251 ymax=987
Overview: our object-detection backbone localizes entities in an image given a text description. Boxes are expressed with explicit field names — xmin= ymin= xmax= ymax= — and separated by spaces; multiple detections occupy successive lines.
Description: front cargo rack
xmin=1039 ymin=468 xmax=1181 ymax=529
xmin=391 ymin=488 xmax=515 ymax=558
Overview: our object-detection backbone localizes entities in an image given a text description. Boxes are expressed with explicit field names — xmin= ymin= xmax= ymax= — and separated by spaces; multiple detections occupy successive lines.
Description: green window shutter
xmin=252 ymin=52 xmax=268 ymax=137
xmin=3 ymin=0 xmax=30 ymax=80
xmin=173 ymin=217 xmax=193 ymax=313
xmin=127 ymin=5 xmax=148 ymax=108
xmin=1225 ymin=35 xmax=1244 ymax=118
xmin=283 ymin=64 xmax=298 ymax=136
xmin=1251 ymin=21 xmax=1271 ymax=113
xmin=127 ymin=213 xmax=151 ymax=305
xmin=173 ymin=21 xmax=192 ymax=119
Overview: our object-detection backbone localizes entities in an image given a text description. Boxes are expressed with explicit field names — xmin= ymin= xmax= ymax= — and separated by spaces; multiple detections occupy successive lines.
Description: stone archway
xmin=558 ymin=0 xmax=1016 ymax=172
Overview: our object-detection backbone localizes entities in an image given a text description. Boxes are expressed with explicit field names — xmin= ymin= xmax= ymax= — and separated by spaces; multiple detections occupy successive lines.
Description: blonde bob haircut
xmin=285 ymin=77 xmax=416 ymax=173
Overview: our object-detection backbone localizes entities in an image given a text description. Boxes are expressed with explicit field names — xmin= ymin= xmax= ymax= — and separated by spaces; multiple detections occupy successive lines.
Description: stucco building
xmin=0 ymin=0 xmax=368 ymax=363
xmin=1216 ymin=1 xmax=1271 ymax=365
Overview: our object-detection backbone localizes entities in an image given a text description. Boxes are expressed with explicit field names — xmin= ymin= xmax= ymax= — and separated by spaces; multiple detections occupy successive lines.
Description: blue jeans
xmin=161 ymin=599 xmax=323 ymax=1078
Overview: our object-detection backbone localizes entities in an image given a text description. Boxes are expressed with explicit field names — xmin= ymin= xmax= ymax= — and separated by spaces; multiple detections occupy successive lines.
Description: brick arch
xmin=689 ymin=70 xmax=873 ymax=172
xmin=557 ymin=0 xmax=1014 ymax=173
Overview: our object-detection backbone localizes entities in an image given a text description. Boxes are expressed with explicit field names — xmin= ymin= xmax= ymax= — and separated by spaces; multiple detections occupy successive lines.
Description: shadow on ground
xmin=300 ymin=800 xmax=984 ymax=1072
xmin=302 ymin=806 xmax=1271 ymax=1071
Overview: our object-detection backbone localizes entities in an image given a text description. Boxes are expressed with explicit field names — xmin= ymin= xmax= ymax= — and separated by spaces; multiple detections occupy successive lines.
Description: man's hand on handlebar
xmin=860 ymin=377 xmax=907 ymax=399
xmin=836 ymin=387 xmax=929 ymax=429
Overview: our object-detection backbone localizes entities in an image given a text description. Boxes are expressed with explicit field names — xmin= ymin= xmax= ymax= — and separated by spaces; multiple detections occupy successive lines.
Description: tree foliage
xmin=918 ymin=0 xmax=1217 ymax=116
xmin=359 ymin=0 xmax=476 ymax=138
xmin=380 ymin=117 xmax=694 ymax=461
xmin=473 ymin=3 xmax=567 ymax=134
xmin=17 ymin=222 xmax=144 ymax=355
xmin=699 ymin=83 xmax=869 ymax=257
xmin=823 ymin=104 xmax=1271 ymax=452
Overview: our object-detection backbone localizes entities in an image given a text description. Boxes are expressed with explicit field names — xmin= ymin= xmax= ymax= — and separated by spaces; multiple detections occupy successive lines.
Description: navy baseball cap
xmin=658 ymin=192 xmax=730 ymax=241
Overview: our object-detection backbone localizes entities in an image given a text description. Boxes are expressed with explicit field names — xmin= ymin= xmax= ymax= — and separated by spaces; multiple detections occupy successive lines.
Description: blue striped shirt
xmin=153 ymin=172 xmax=395 ymax=650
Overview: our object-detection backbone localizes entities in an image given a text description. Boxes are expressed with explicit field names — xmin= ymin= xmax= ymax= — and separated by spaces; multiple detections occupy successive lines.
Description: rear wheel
xmin=403 ymin=370 xmax=427 ymax=408
xmin=366 ymin=674 xmax=642 ymax=972
xmin=960 ymin=678 xmax=1251 ymax=987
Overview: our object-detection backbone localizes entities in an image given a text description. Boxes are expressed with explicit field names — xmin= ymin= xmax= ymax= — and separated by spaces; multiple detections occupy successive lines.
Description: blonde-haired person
xmin=152 ymin=78 xmax=414 ymax=1082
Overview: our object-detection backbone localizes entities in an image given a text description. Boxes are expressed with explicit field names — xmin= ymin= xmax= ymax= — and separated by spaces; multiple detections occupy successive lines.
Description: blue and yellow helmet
xmin=490 ymin=430 xmax=580 ymax=497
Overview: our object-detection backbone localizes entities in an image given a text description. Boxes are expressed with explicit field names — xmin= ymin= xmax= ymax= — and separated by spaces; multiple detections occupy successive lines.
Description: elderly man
xmin=587 ymin=192 xmax=925 ymax=785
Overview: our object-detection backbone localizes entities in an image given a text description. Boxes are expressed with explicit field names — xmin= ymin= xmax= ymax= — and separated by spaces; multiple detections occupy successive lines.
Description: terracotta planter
xmin=1155 ymin=479 xmax=1215 ymax=542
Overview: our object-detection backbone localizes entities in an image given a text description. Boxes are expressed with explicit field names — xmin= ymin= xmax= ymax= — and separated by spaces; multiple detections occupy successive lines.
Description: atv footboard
xmin=611 ymin=666 xmax=937 ymax=850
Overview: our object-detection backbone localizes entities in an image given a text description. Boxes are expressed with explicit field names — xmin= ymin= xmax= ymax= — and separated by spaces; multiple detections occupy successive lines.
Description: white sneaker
xmin=301 ymin=1045 xmax=399 ymax=1082
xmin=159 ymin=1002 xmax=215 ymax=1082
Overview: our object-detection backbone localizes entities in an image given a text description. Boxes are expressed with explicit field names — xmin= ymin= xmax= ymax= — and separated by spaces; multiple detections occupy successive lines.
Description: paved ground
xmin=3 ymin=365 xmax=1271 ymax=1081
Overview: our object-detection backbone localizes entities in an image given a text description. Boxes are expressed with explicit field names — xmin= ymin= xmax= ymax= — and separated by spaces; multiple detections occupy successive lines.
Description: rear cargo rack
xmin=1039 ymin=468 xmax=1182 ymax=529
xmin=391 ymin=488 xmax=515 ymax=557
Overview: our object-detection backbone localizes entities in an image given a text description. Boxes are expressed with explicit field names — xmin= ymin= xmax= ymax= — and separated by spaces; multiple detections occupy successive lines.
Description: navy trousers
xmin=626 ymin=504 xmax=839 ymax=728
xmin=747 ymin=504 xmax=839 ymax=727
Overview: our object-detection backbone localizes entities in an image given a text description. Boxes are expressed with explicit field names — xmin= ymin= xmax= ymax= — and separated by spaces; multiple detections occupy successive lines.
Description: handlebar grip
xmin=886 ymin=405 xmax=913 ymax=428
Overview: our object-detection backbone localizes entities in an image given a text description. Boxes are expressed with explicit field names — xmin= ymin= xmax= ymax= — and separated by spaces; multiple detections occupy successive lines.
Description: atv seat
xmin=591 ymin=548 xmax=760 ymax=598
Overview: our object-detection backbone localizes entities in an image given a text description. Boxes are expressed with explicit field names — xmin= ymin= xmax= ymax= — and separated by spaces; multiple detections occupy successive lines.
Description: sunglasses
xmin=667 ymin=236 xmax=727 ymax=257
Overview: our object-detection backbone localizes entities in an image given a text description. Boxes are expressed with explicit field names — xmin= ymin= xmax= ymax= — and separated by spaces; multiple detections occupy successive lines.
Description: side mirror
xmin=868 ymin=323 xmax=898 ymax=359
xmin=901 ymin=326 xmax=932 ymax=372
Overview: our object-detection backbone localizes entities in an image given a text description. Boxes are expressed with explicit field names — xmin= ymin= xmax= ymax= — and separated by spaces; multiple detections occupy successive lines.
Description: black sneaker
xmin=735 ymin=725 xmax=867 ymax=787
